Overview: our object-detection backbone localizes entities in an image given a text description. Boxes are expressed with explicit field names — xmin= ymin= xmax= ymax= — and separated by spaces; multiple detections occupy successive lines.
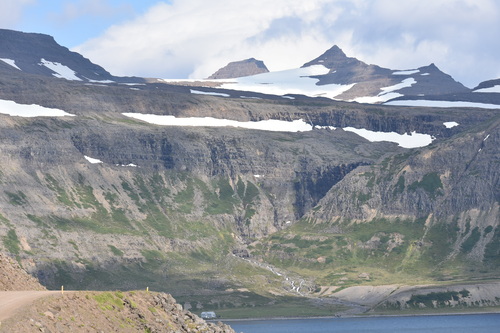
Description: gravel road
xmin=0 ymin=291 xmax=62 ymax=321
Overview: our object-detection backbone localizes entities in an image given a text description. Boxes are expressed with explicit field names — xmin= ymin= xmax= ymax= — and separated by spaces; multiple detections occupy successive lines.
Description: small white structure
xmin=200 ymin=311 xmax=217 ymax=319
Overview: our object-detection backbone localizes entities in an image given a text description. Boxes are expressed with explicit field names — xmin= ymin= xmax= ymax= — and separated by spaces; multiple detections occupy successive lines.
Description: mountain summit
xmin=301 ymin=45 xmax=470 ymax=100
xmin=207 ymin=58 xmax=269 ymax=79
xmin=0 ymin=29 xmax=143 ymax=83
xmin=207 ymin=45 xmax=477 ymax=104
xmin=302 ymin=45 xmax=369 ymax=74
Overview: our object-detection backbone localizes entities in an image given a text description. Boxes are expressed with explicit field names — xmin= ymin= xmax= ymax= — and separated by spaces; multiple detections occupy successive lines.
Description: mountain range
xmin=0 ymin=28 xmax=499 ymax=316
xmin=191 ymin=45 xmax=500 ymax=109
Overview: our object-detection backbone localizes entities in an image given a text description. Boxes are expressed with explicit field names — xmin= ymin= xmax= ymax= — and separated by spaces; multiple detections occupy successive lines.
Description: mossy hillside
xmin=36 ymin=224 xmax=241 ymax=291
xmin=93 ymin=291 xmax=126 ymax=311
xmin=41 ymin=236 xmax=287 ymax=297
xmin=250 ymin=216 xmax=488 ymax=287
xmin=3 ymin=228 xmax=21 ymax=255
xmin=29 ymin=171 xmax=263 ymax=238
xmin=5 ymin=190 xmax=28 ymax=206
xmin=44 ymin=174 xmax=75 ymax=207
xmin=408 ymin=172 xmax=444 ymax=198
xmin=16 ymin=170 xmax=269 ymax=295
xmin=484 ymin=226 xmax=500 ymax=266
xmin=108 ymin=244 xmax=124 ymax=256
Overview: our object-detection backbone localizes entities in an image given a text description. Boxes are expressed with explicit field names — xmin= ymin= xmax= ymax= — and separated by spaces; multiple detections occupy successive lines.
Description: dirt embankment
xmin=0 ymin=252 xmax=235 ymax=332
xmin=0 ymin=291 xmax=234 ymax=333
xmin=0 ymin=253 xmax=45 ymax=291
xmin=1 ymin=291 xmax=235 ymax=333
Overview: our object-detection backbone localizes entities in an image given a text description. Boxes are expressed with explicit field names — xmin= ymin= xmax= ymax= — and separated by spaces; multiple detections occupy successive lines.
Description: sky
xmin=1 ymin=0 xmax=499 ymax=87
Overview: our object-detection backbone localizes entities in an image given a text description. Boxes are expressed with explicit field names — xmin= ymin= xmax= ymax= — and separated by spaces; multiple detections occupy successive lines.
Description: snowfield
xmin=385 ymin=100 xmax=500 ymax=109
xmin=0 ymin=99 xmax=75 ymax=117
xmin=0 ymin=58 xmax=21 ymax=70
xmin=219 ymin=65 xmax=355 ymax=99
xmin=39 ymin=58 xmax=81 ymax=81
xmin=343 ymin=127 xmax=434 ymax=148
xmin=444 ymin=121 xmax=459 ymax=128
xmin=123 ymin=113 xmax=434 ymax=148
xmin=164 ymin=65 xmax=355 ymax=99
xmin=190 ymin=89 xmax=230 ymax=97
xmin=122 ymin=113 xmax=313 ymax=132
xmin=393 ymin=69 xmax=419 ymax=75
xmin=84 ymin=156 xmax=103 ymax=164
xmin=353 ymin=78 xmax=416 ymax=104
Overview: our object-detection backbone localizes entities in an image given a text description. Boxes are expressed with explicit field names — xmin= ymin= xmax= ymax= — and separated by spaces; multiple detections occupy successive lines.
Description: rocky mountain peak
xmin=207 ymin=57 xmax=269 ymax=79
xmin=301 ymin=45 xmax=365 ymax=71
xmin=0 ymin=28 xmax=143 ymax=83
xmin=417 ymin=63 xmax=441 ymax=73
xmin=315 ymin=45 xmax=348 ymax=61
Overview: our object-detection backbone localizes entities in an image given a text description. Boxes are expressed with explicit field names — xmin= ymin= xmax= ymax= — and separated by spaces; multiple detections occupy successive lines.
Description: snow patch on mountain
xmin=315 ymin=125 xmax=336 ymax=130
xmin=218 ymin=65 xmax=354 ymax=99
xmin=393 ymin=70 xmax=419 ymax=75
xmin=116 ymin=163 xmax=138 ymax=167
xmin=343 ymin=127 xmax=434 ymax=148
xmin=84 ymin=156 xmax=103 ymax=164
xmin=385 ymin=100 xmax=500 ymax=109
xmin=39 ymin=58 xmax=81 ymax=81
xmin=1 ymin=58 xmax=21 ymax=70
xmin=122 ymin=114 xmax=313 ymax=132
xmin=190 ymin=89 xmax=230 ymax=97
xmin=353 ymin=78 xmax=416 ymax=104
xmin=381 ymin=78 xmax=417 ymax=94
xmin=0 ymin=99 xmax=75 ymax=117
xmin=444 ymin=122 xmax=459 ymax=128
xmin=123 ymin=113 xmax=434 ymax=148
xmin=84 ymin=77 xmax=115 ymax=84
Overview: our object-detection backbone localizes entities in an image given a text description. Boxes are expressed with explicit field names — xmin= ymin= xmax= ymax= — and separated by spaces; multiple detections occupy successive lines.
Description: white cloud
xmin=0 ymin=0 xmax=35 ymax=27
xmin=74 ymin=0 xmax=500 ymax=87
xmin=74 ymin=0 xmax=337 ymax=78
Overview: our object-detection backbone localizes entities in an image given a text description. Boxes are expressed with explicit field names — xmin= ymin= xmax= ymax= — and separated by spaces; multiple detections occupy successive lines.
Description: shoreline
xmin=217 ymin=309 xmax=500 ymax=322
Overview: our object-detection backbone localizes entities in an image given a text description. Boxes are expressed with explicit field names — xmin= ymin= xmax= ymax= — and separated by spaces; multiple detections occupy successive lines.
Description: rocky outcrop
xmin=208 ymin=58 xmax=269 ymax=79
xmin=314 ymin=122 xmax=499 ymax=219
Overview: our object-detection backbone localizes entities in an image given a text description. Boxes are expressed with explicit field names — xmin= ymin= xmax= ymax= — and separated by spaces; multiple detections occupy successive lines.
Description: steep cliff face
xmin=310 ymin=118 xmax=499 ymax=262
xmin=0 ymin=94 xmax=395 ymax=291
xmin=314 ymin=119 xmax=499 ymax=216
xmin=251 ymin=116 xmax=499 ymax=289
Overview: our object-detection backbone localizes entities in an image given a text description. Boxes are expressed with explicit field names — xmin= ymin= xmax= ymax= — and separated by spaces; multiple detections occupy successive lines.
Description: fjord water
xmin=226 ymin=314 xmax=500 ymax=333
